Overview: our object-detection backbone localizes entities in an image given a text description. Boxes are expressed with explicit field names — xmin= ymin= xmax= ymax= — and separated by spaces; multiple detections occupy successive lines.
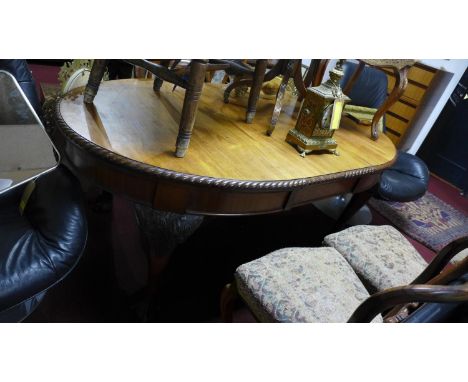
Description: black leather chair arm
xmin=0 ymin=166 xmax=87 ymax=314
xmin=378 ymin=152 xmax=430 ymax=202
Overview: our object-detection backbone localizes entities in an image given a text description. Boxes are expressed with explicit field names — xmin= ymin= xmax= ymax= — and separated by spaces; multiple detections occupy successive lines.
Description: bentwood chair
xmin=220 ymin=225 xmax=468 ymax=323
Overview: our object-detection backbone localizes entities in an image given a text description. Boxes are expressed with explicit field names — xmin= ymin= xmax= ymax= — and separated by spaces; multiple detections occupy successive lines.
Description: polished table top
xmin=54 ymin=79 xmax=396 ymax=215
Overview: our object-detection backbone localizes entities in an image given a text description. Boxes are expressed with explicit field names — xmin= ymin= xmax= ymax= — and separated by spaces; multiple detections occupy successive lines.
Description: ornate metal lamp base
xmin=286 ymin=128 xmax=339 ymax=157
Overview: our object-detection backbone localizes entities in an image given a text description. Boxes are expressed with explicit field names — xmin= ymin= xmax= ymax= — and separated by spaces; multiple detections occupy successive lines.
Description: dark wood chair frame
xmin=220 ymin=237 xmax=468 ymax=323
xmin=84 ymin=59 xmax=331 ymax=157
xmin=342 ymin=60 xmax=411 ymax=141
xmin=84 ymin=59 xmax=257 ymax=158
xmin=223 ymin=59 xmax=309 ymax=134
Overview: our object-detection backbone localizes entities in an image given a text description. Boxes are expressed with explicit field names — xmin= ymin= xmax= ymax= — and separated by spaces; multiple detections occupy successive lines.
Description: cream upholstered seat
xmin=235 ymin=247 xmax=382 ymax=323
xmin=222 ymin=227 xmax=468 ymax=323
xmin=324 ymin=225 xmax=427 ymax=293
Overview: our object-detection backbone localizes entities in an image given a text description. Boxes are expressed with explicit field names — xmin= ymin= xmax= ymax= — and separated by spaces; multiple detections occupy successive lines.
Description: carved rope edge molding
xmin=54 ymin=97 xmax=396 ymax=191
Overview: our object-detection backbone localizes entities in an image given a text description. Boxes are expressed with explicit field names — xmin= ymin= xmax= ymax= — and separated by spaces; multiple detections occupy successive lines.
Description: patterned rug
xmin=369 ymin=192 xmax=468 ymax=252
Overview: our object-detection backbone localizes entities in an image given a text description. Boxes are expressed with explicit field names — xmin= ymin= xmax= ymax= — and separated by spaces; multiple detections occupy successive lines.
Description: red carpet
xmin=370 ymin=175 xmax=468 ymax=263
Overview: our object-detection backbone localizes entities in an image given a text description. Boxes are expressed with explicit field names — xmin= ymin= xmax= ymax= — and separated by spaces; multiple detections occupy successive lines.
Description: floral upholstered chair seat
xmin=324 ymin=225 xmax=427 ymax=293
xmin=235 ymin=247 xmax=382 ymax=323
xmin=226 ymin=225 xmax=468 ymax=323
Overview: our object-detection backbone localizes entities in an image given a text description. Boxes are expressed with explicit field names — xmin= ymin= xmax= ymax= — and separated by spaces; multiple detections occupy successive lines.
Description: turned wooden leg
xmin=84 ymin=59 xmax=108 ymax=104
xmin=220 ymin=282 xmax=238 ymax=322
xmin=245 ymin=59 xmax=268 ymax=123
xmin=267 ymin=60 xmax=295 ymax=136
xmin=175 ymin=59 xmax=207 ymax=158
xmin=371 ymin=66 xmax=409 ymax=140
xmin=153 ymin=59 xmax=171 ymax=92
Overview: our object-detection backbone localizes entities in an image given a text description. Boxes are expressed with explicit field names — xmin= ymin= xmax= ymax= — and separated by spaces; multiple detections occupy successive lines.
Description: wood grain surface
xmin=54 ymin=79 xmax=396 ymax=215
xmin=59 ymin=79 xmax=395 ymax=182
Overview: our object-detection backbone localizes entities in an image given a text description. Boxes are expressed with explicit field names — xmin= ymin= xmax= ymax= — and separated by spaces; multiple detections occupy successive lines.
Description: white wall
xmin=402 ymin=59 xmax=467 ymax=153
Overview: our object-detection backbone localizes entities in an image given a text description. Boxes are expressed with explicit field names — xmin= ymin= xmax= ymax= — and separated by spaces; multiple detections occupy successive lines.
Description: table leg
xmin=84 ymin=59 xmax=109 ymax=104
xmin=246 ymin=59 xmax=268 ymax=123
xmin=176 ymin=59 xmax=207 ymax=158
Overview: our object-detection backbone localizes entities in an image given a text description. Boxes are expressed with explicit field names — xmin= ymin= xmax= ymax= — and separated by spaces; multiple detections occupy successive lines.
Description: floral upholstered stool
xmin=220 ymin=226 xmax=468 ymax=323
xmin=323 ymin=225 xmax=428 ymax=293
xmin=221 ymin=247 xmax=382 ymax=323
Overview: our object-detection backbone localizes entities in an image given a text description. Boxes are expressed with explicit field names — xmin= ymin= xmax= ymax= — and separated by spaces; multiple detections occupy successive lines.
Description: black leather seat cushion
xmin=378 ymin=152 xmax=430 ymax=202
xmin=0 ymin=166 xmax=87 ymax=319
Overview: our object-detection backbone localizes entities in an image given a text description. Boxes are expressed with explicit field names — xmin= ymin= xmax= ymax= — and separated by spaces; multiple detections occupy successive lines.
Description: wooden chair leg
xmin=153 ymin=59 xmax=171 ymax=92
xmin=245 ymin=59 xmax=268 ymax=123
xmin=302 ymin=63 xmax=315 ymax=90
xmin=220 ymin=282 xmax=238 ymax=322
xmin=84 ymin=59 xmax=109 ymax=104
xmin=175 ymin=59 xmax=207 ymax=158
xmin=267 ymin=60 xmax=295 ymax=136
xmin=292 ymin=59 xmax=307 ymax=101
xmin=370 ymin=66 xmax=409 ymax=140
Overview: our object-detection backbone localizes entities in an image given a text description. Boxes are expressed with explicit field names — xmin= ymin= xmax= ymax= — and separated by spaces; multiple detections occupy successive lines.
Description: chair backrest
xmin=340 ymin=61 xmax=388 ymax=109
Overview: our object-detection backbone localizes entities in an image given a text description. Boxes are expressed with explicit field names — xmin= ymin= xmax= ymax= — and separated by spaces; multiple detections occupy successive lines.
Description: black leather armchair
xmin=0 ymin=59 xmax=87 ymax=321
xmin=341 ymin=61 xmax=430 ymax=203
xmin=0 ymin=166 xmax=87 ymax=322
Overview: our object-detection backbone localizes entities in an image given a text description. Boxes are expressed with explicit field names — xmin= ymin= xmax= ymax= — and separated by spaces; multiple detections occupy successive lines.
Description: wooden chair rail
xmin=126 ymin=59 xmax=188 ymax=89
xmin=348 ymin=283 xmax=468 ymax=323
xmin=413 ymin=237 xmax=468 ymax=284
xmin=382 ymin=237 xmax=468 ymax=321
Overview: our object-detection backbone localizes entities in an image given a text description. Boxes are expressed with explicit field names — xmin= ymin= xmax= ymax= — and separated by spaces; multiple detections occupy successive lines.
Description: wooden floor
xmin=59 ymin=79 xmax=396 ymax=182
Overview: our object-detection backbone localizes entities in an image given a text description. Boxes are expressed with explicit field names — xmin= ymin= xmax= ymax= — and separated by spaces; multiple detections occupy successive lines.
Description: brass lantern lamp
xmin=286 ymin=59 xmax=350 ymax=156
